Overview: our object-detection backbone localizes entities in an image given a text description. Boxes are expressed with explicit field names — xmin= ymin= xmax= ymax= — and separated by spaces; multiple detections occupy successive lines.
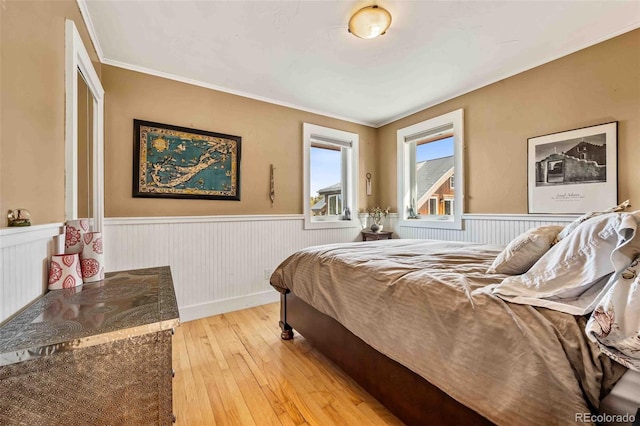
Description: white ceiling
xmin=80 ymin=0 xmax=640 ymax=127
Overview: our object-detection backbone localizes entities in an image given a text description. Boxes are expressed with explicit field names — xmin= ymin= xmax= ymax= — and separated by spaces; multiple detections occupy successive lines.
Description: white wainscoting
xmin=0 ymin=214 xmax=578 ymax=325
xmin=0 ymin=224 xmax=64 ymax=323
xmin=388 ymin=213 xmax=577 ymax=245
xmin=105 ymin=213 xmax=577 ymax=322
xmin=104 ymin=215 xmax=363 ymax=322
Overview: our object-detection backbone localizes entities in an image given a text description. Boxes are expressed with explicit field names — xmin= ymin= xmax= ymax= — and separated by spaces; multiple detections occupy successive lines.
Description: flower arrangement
xmin=368 ymin=206 xmax=389 ymax=224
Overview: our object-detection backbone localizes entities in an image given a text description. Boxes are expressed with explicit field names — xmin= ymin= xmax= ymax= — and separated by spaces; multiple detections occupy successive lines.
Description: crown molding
xmin=375 ymin=21 xmax=640 ymax=128
xmin=101 ymin=57 xmax=375 ymax=128
xmin=73 ymin=3 xmax=639 ymax=129
xmin=75 ymin=0 xmax=105 ymax=62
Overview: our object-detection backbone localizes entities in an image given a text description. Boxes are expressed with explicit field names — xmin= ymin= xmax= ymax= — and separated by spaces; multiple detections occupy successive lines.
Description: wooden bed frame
xmin=278 ymin=291 xmax=494 ymax=425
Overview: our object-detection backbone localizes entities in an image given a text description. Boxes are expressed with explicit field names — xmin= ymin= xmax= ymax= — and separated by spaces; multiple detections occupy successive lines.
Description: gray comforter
xmin=270 ymin=239 xmax=626 ymax=425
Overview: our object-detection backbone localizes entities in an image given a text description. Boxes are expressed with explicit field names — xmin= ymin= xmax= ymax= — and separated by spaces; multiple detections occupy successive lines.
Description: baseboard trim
xmin=179 ymin=290 xmax=280 ymax=322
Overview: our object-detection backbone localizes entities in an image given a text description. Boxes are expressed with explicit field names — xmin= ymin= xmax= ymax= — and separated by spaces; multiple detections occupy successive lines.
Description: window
xmin=428 ymin=197 xmax=438 ymax=215
xmin=397 ymin=109 xmax=464 ymax=230
xmin=328 ymin=194 xmax=342 ymax=215
xmin=303 ymin=123 xmax=359 ymax=229
xmin=309 ymin=145 xmax=342 ymax=218
xmin=443 ymin=198 xmax=453 ymax=215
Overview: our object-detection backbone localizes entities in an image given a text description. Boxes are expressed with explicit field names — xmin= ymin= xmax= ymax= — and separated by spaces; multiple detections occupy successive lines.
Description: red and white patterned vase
xmin=80 ymin=232 xmax=105 ymax=283
xmin=64 ymin=219 xmax=90 ymax=254
xmin=48 ymin=254 xmax=83 ymax=290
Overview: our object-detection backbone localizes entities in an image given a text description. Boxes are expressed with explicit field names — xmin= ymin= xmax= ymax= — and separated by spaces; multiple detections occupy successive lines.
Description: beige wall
xmin=378 ymin=29 xmax=640 ymax=214
xmin=102 ymin=65 xmax=378 ymax=217
xmin=2 ymin=2 xmax=637 ymax=222
xmin=0 ymin=0 xmax=100 ymax=226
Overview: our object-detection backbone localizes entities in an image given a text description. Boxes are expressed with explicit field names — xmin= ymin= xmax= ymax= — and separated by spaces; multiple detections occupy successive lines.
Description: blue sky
xmin=310 ymin=147 xmax=341 ymax=196
xmin=417 ymin=136 xmax=454 ymax=162
xmin=309 ymin=137 xmax=454 ymax=197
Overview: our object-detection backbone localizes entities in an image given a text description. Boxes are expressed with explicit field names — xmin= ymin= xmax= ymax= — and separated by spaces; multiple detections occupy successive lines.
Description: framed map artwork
xmin=133 ymin=120 xmax=241 ymax=200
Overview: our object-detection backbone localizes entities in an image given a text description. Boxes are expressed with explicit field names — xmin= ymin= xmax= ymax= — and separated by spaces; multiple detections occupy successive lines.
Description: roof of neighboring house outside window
xmin=316 ymin=182 xmax=342 ymax=194
xmin=417 ymin=156 xmax=454 ymax=201
xmin=311 ymin=199 xmax=326 ymax=212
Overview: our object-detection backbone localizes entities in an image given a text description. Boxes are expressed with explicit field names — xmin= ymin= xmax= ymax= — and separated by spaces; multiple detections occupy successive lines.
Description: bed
xmin=270 ymin=236 xmax=636 ymax=425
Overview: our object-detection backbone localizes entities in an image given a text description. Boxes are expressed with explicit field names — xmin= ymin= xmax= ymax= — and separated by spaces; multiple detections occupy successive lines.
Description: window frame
xmin=428 ymin=196 xmax=438 ymax=215
xmin=303 ymin=123 xmax=359 ymax=230
xmin=396 ymin=109 xmax=464 ymax=230
xmin=443 ymin=198 xmax=454 ymax=216
xmin=327 ymin=193 xmax=343 ymax=216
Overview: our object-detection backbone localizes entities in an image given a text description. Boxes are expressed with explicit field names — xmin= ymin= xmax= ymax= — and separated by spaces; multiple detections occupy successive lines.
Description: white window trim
xmin=443 ymin=198 xmax=454 ymax=216
xmin=303 ymin=123 xmax=359 ymax=230
xmin=397 ymin=109 xmax=464 ymax=230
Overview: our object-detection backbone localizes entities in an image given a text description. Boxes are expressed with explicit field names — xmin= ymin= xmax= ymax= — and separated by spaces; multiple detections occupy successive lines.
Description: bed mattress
xmin=271 ymin=239 xmax=628 ymax=425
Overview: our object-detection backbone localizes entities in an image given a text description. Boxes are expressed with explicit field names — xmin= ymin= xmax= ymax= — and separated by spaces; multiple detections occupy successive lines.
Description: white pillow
xmin=487 ymin=225 xmax=564 ymax=275
xmin=493 ymin=212 xmax=640 ymax=315
xmin=553 ymin=199 xmax=630 ymax=244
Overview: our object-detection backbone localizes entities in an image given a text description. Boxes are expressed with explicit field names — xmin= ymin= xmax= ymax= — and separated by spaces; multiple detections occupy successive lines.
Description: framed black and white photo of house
xmin=528 ymin=122 xmax=617 ymax=214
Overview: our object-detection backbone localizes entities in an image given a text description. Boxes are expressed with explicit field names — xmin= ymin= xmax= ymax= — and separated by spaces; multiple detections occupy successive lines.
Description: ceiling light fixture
xmin=348 ymin=5 xmax=392 ymax=39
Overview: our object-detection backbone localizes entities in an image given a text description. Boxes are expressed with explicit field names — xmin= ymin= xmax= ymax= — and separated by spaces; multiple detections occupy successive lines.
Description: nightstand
xmin=361 ymin=230 xmax=393 ymax=241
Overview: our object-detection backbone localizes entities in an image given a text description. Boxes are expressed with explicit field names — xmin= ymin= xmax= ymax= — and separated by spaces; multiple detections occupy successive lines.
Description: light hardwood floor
xmin=172 ymin=302 xmax=403 ymax=425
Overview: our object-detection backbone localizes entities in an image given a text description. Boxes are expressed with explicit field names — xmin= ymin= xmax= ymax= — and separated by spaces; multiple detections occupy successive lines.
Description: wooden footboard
xmin=279 ymin=291 xmax=494 ymax=426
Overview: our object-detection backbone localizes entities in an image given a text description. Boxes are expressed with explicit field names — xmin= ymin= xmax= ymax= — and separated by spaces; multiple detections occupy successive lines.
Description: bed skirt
xmin=279 ymin=291 xmax=493 ymax=426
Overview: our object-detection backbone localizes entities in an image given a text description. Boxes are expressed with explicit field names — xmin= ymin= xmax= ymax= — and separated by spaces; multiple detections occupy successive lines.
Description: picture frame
xmin=528 ymin=122 xmax=617 ymax=214
xmin=133 ymin=120 xmax=241 ymax=200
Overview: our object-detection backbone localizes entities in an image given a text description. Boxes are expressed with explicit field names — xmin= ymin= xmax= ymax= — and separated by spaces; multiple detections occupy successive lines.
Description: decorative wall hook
xmin=270 ymin=164 xmax=275 ymax=206
xmin=366 ymin=172 xmax=372 ymax=196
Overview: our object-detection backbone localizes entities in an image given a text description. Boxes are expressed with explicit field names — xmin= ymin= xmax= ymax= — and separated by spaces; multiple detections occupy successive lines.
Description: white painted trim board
xmin=179 ymin=290 xmax=280 ymax=323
